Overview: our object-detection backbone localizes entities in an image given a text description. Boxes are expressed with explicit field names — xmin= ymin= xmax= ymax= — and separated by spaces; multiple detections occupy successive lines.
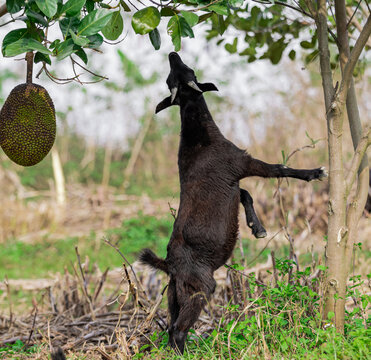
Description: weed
xmin=0 ymin=340 xmax=38 ymax=359
xmin=133 ymin=257 xmax=370 ymax=359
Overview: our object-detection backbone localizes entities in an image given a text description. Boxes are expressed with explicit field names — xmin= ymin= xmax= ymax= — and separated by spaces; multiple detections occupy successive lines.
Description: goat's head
xmin=155 ymin=52 xmax=218 ymax=113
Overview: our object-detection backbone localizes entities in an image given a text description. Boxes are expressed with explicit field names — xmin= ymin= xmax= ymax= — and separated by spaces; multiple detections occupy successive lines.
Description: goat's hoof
xmin=255 ymin=230 xmax=267 ymax=238
xmin=318 ymin=166 xmax=328 ymax=180
xmin=252 ymin=225 xmax=267 ymax=238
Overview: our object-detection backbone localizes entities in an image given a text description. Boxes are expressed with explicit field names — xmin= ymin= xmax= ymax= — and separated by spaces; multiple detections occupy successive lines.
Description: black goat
xmin=140 ymin=52 xmax=327 ymax=353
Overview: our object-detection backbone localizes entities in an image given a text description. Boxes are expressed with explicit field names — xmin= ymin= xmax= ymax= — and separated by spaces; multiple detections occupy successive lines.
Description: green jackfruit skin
xmin=0 ymin=83 xmax=56 ymax=167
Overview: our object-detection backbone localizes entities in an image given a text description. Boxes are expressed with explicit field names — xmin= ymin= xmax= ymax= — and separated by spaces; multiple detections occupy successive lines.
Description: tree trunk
xmin=123 ymin=114 xmax=152 ymax=188
xmin=315 ymin=0 xmax=347 ymax=330
xmin=332 ymin=0 xmax=370 ymax=331
xmin=51 ymin=146 xmax=66 ymax=209
xmin=314 ymin=0 xmax=371 ymax=331
xmin=102 ymin=142 xmax=113 ymax=188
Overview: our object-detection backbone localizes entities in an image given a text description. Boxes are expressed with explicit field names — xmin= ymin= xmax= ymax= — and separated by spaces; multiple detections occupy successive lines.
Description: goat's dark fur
xmin=140 ymin=52 xmax=327 ymax=354
xmin=365 ymin=169 xmax=371 ymax=213
xmin=51 ymin=347 xmax=66 ymax=360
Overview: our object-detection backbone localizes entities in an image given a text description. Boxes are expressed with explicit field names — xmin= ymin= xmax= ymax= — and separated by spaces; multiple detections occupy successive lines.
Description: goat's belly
xmin=178 ymin=202 xmax=240 ymax=268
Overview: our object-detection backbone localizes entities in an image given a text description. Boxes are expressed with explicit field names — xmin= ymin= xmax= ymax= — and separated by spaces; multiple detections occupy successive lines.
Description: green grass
xmin=0 ymin=214 xmax=280 ymax=280
xmin=0 ymin=215 xmax=173 ymax=280
xmin=135 ymin=325 xmax=370 ymax=359
xmin=133 ymin=260 xmax=370 ymax=360
xmin=0 ymin=340 xmax=38 ymax=359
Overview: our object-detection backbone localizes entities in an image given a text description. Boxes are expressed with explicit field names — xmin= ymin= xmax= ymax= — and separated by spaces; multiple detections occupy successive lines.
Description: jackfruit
xmin=0 ymin=82 xmax=56 ymax=167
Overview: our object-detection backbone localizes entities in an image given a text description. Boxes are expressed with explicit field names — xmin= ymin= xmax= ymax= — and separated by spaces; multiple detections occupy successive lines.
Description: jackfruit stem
xmin=26 ymin=52 xmax=34 ymax=84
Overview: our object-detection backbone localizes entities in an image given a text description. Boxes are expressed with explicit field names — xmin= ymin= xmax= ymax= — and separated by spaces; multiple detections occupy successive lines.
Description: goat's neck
xmin=179 ymin=96 xmax=220 ymax=147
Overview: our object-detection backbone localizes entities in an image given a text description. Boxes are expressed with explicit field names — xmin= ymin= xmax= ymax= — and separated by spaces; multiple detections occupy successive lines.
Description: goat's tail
xmin=139 ymin=249 xmax=169 ymax=274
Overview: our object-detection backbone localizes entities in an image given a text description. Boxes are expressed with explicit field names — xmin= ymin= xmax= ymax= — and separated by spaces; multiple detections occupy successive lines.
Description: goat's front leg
xmin=240 ymin=188 xmax=267 ymax=238
xmin=239 ymin=155 xmax=327 ymax=181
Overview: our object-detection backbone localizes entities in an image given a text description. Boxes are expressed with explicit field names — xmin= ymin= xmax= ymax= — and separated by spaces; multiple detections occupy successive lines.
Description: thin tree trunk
xmin=123 ymin=114 xmax=152 ymax=188
xmin=315 ymin=0 xmax=347 ymax=330
xmin=333 ymin=0 xmax=370 ymax=332
xmin=102 ymin=143 xmax=113 ymax=188
xmin=51 ymin=146 xmax=66 ymax=208
xmin=313 ymin=0 xmax=371 ymax=331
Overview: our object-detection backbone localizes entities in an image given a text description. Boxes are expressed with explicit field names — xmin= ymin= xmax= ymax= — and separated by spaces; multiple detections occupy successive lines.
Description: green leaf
xmin=199 ymin=13 xmax=213 ymax=23
xmin=288 ymin=49 xmax=296 ymax=60
xmin=225 ymin=37 xmax=238 ymax=54
xmin=2 ymin=28 xmax=29 ymax=56
xmin=327 ymin=311 xmax=335 ymax=320
xmin=74 ymin=47 xmax=88 ymax=64
xmin=149 ymin=28 xmax=161 ymax=50
xmin=167 ymin=16 xmax=181 ymax=51
xmin=101 ymin=11 xmax=123 ymax=40
xmin=160 ymin=7 xmax=176 ymax=17
xmin=35 ymin=0 xmax=58 ymax=18
xmin=86 ymin=0 xmax=94 ymax=12
xmin=300 ymin=40 xmax=314 ymax=49
xmin=6 ymin=0 xmax=24 ymax=14
xmin=25 ymin=9 xmax=49 ymax=26
xmin=132 ymin=6 xmax=161 ymax=35
xmin=61 ymin=0 xmax=86 ymax=17
xmin=268 ymin=40 xmax=286 ymax=65
xmin=86 ymin=34 xmax=103 ymax=48
xmin=180 ymin=11 xmax=199 ymax=27
xmin=281 ymin=150 xmax=287 ymax=165
xmin=60 ymin=17 xmax=81 ymax=38
xmin=77 ymin=9 xmax=113 ymax=36
xmin=209 ymin=4 xmax=228 ymax=16
xmin=119 ymin=0 xmax=131 ymax=12
xmin=305 ymin=49 xmax=319 ymax=64
xmin=3 ymin=38 xmax=51 ymax=57
xmin=217 ymin=14 xmax=226 ymax=35
xmin=34 ymin=51 xmax=51 ymax=65
xmin=69 ymin=30 xmax=89 ymax=46
xmin=55 ymin=38 xmax=76 ymax=60
xmin=179 ymin=17 xmax=194 ymax=38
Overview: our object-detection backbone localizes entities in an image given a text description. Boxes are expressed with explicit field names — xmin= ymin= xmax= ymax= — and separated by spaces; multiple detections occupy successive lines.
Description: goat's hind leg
xmin=240 ymin=188 xmax=267 ymax=238
xmin=167 ymin=278 xmax=180 ymax=349
xmin=169 ymin=276 xmax=215 ymax=354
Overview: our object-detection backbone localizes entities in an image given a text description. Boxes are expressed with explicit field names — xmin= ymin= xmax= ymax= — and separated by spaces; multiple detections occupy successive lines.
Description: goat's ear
xmin=198 ymin=82 xmax=218 ymax=92
xmin=155 ymin=96 xmax=173 ymax=113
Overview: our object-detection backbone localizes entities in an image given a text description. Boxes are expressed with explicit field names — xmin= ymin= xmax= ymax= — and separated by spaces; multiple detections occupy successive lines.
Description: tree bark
xmin=315 ymin=0 xmax=371 ymax=331
xmin=315 ymin=0 xmax=348 ymax=331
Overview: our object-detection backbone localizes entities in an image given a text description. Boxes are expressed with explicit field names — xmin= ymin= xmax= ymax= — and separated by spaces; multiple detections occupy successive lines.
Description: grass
xmin=0 ymin=340 xmax=39 ymax=359
xmin=0 ymin=214 xmax=289 ymax=280
xmin=1 ymin=215 xmax=369 ymax=359
xmin=132 ymin=259 xmax=370 ymax=360
xmin=0 ymin=215 xmax=173 ymax=280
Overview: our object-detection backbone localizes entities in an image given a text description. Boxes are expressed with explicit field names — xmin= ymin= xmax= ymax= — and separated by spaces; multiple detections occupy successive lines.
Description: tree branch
xmin=314 ymin=0 xmax=335 ymax=110
xmin=339 ymin=14 xmax=371 ymax=103
xmin=0 ymin=3 xmax=7 ymax=18
xmin=345 ymin=127 xmax=371 ymax=194
xmin=346 ymin=7 xmax=371 ymax=47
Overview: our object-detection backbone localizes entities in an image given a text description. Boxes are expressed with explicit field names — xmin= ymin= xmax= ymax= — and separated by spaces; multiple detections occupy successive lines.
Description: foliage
xmin=1 ymin=0 xmax=368 ymax=74
xmin=0 ymin=340 xmax=38 ymax=357
xmin=135 ymin=259 xmax=370 ymax=359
